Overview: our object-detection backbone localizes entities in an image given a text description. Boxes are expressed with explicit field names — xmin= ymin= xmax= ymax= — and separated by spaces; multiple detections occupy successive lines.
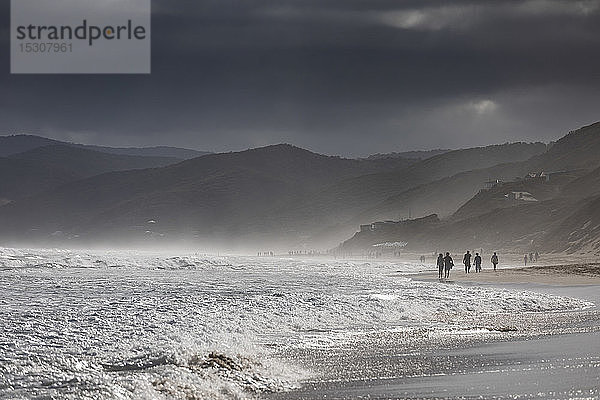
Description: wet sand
xmin=416 ymin=263 xmax=600 ymax=285
xmin=288 ymin=330 xmax=600 ymax=399
xmin=268 ymin=267 xmax=600 ymax=399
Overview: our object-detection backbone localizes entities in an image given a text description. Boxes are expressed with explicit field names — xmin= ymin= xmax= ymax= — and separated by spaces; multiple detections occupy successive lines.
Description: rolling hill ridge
xmin=341 ymin=122 xmax=600 ymax=255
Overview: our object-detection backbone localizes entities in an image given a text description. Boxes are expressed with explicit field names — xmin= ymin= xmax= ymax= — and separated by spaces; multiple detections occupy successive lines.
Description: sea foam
xmin=0 ymin=248 xmax=593 ymax=399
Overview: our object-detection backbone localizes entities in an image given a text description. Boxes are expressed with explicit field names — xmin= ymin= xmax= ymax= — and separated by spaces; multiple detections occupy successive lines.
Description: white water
xmin=0 ymin=248 xmax=593 ymax=399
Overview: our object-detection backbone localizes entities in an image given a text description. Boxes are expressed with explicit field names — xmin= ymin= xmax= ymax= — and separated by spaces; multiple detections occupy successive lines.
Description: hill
xmin=356 ymin=162 xmax=533 ymax=223
xmin=447 ymin=122 xmax=600 ymax=223
xmin=431 ymin=198 xmax=579 ymax=252
xmin=260 ymin=142 xmax=548 ymax=239
xmin=529 ymin=121 xmax=600 ymax=171
xmin=77 ymin=144 xmax=209 ymax=159
xmin=0 ymin=135 xmax=585 ymax=250
xmin=542 ymin=195 xmax=600 ymax=254
xmin=0 ymin=145 xmax=182 ymax=200
xmin=0 ymin=144 xmax=415 ymax=246
xmin=0 ymin=134 xmax=210 ymax=159
xmin=560 ymin=166 xmax=600 ymax=200
xmin=363 ymin=149 xmax=451 ymax=161
xmin=341 ymin=197 xmax=579 ymax=253
xmin=0 ymin=157 xmax=80 ymax=200
xmin=10 ymin=145 xmax=180 ymax=177
xmin=304 ymin=161 xmax=533 ymax=247
xmin=0 ymin=135 xmax=63 ymax=156
xmin=338 ymin=122 xmax=600 ymax=254
xmin=450 ymin=170 xmax=584 ymax=222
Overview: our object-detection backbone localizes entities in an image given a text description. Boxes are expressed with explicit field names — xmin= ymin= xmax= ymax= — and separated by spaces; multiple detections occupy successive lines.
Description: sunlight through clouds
xmin=468 ymin=100 xmax=498 ymax=115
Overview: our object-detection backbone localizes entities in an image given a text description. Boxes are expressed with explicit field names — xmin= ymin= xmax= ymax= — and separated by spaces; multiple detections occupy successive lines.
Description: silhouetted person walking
xmin=474 ymin=252 xmax=482 ymax=273
xmin=491 ymin=252 xmax=499 ymax=271
xmin=437 ymin=253 xmax=444 ymax=279
xmin=463 ymin=250 xmax=472 ymax=273
xmin=524 ymin=254 xmax=528 ymax=266
xmin=443 ymin=252 xmax=454 ymax=279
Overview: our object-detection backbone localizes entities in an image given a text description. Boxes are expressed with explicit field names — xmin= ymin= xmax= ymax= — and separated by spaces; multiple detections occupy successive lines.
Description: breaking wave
xmin=0 ymin=248 xmax=593 ymax=399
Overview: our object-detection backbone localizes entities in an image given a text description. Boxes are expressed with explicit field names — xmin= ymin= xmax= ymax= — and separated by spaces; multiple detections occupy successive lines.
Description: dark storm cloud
xmin=1 ymin=0 xmax=600 ymax=156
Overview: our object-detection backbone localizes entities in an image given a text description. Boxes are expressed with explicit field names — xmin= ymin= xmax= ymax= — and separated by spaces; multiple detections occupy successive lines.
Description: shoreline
xmin=268 ymin=265 xmax=600 ymax=399
xmin=412 ymin=263 xmax=600 ymax=286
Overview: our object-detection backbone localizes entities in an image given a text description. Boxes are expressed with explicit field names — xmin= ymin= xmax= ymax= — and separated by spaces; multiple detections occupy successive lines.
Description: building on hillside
xmin=360 ymin=224 xmax=373 ymax=232
xmin=371 ymin=221 xmax=398 ymax=231
xmin=371 ymin=241 xmax=408 ymax=257
xmin=484 ymin=179 xmax=503 ymax=189
xmin=505 ymin=191 xmax=538 ymax=202
xmin=524 ymin=170 xmax=583 ymax=182
xmin=525 ymin=172 xmax=547 ymax=182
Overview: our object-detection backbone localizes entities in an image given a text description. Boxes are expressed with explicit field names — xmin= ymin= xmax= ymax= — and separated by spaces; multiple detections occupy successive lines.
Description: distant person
xmin=529 ymin=252 xmax=534 ymax=264
xmin=491 ymin=252 xmax=499 ymax=271
xmin=524 ymin=254 xmax=528 ymax=266
xmin=463 ymin=250 xmax=472 ymax=273
xmin=443 ymin=252 xmax=454 ymax=279
xmin=535 ymin=251 xmax=539 ymax=262
xmin=437 ymin=253 xmax=445 ymax=279
xmin=474 ymin=252 xmax=482 ymax=273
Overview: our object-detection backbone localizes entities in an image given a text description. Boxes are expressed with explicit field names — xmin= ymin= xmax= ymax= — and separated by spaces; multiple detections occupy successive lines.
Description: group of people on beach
xmin=436 ymin=251 xmax=500 ymax=279
xmin=524 ymin=252 xmax=540 ymax=266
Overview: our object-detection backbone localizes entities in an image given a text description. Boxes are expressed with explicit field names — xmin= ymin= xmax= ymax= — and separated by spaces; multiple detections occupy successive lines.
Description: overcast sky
xmin=1 ymin=0 xmax=600 ymax=157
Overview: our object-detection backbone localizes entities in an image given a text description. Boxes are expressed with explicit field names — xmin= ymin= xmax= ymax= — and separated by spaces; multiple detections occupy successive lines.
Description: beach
xmin=273 ymin=326 xmax=600 ymax=399
xmin=269 ymin=263 xmax=600 ymax=399
xmin=417 ymin=262 xmax=600 ymax=286
xmin=2 ymin=249 xmax=599 ymax=399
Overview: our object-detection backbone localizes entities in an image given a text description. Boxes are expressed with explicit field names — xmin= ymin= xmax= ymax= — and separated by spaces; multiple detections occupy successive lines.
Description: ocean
xmin=0 ymin=248 xmax=593 ymax=399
